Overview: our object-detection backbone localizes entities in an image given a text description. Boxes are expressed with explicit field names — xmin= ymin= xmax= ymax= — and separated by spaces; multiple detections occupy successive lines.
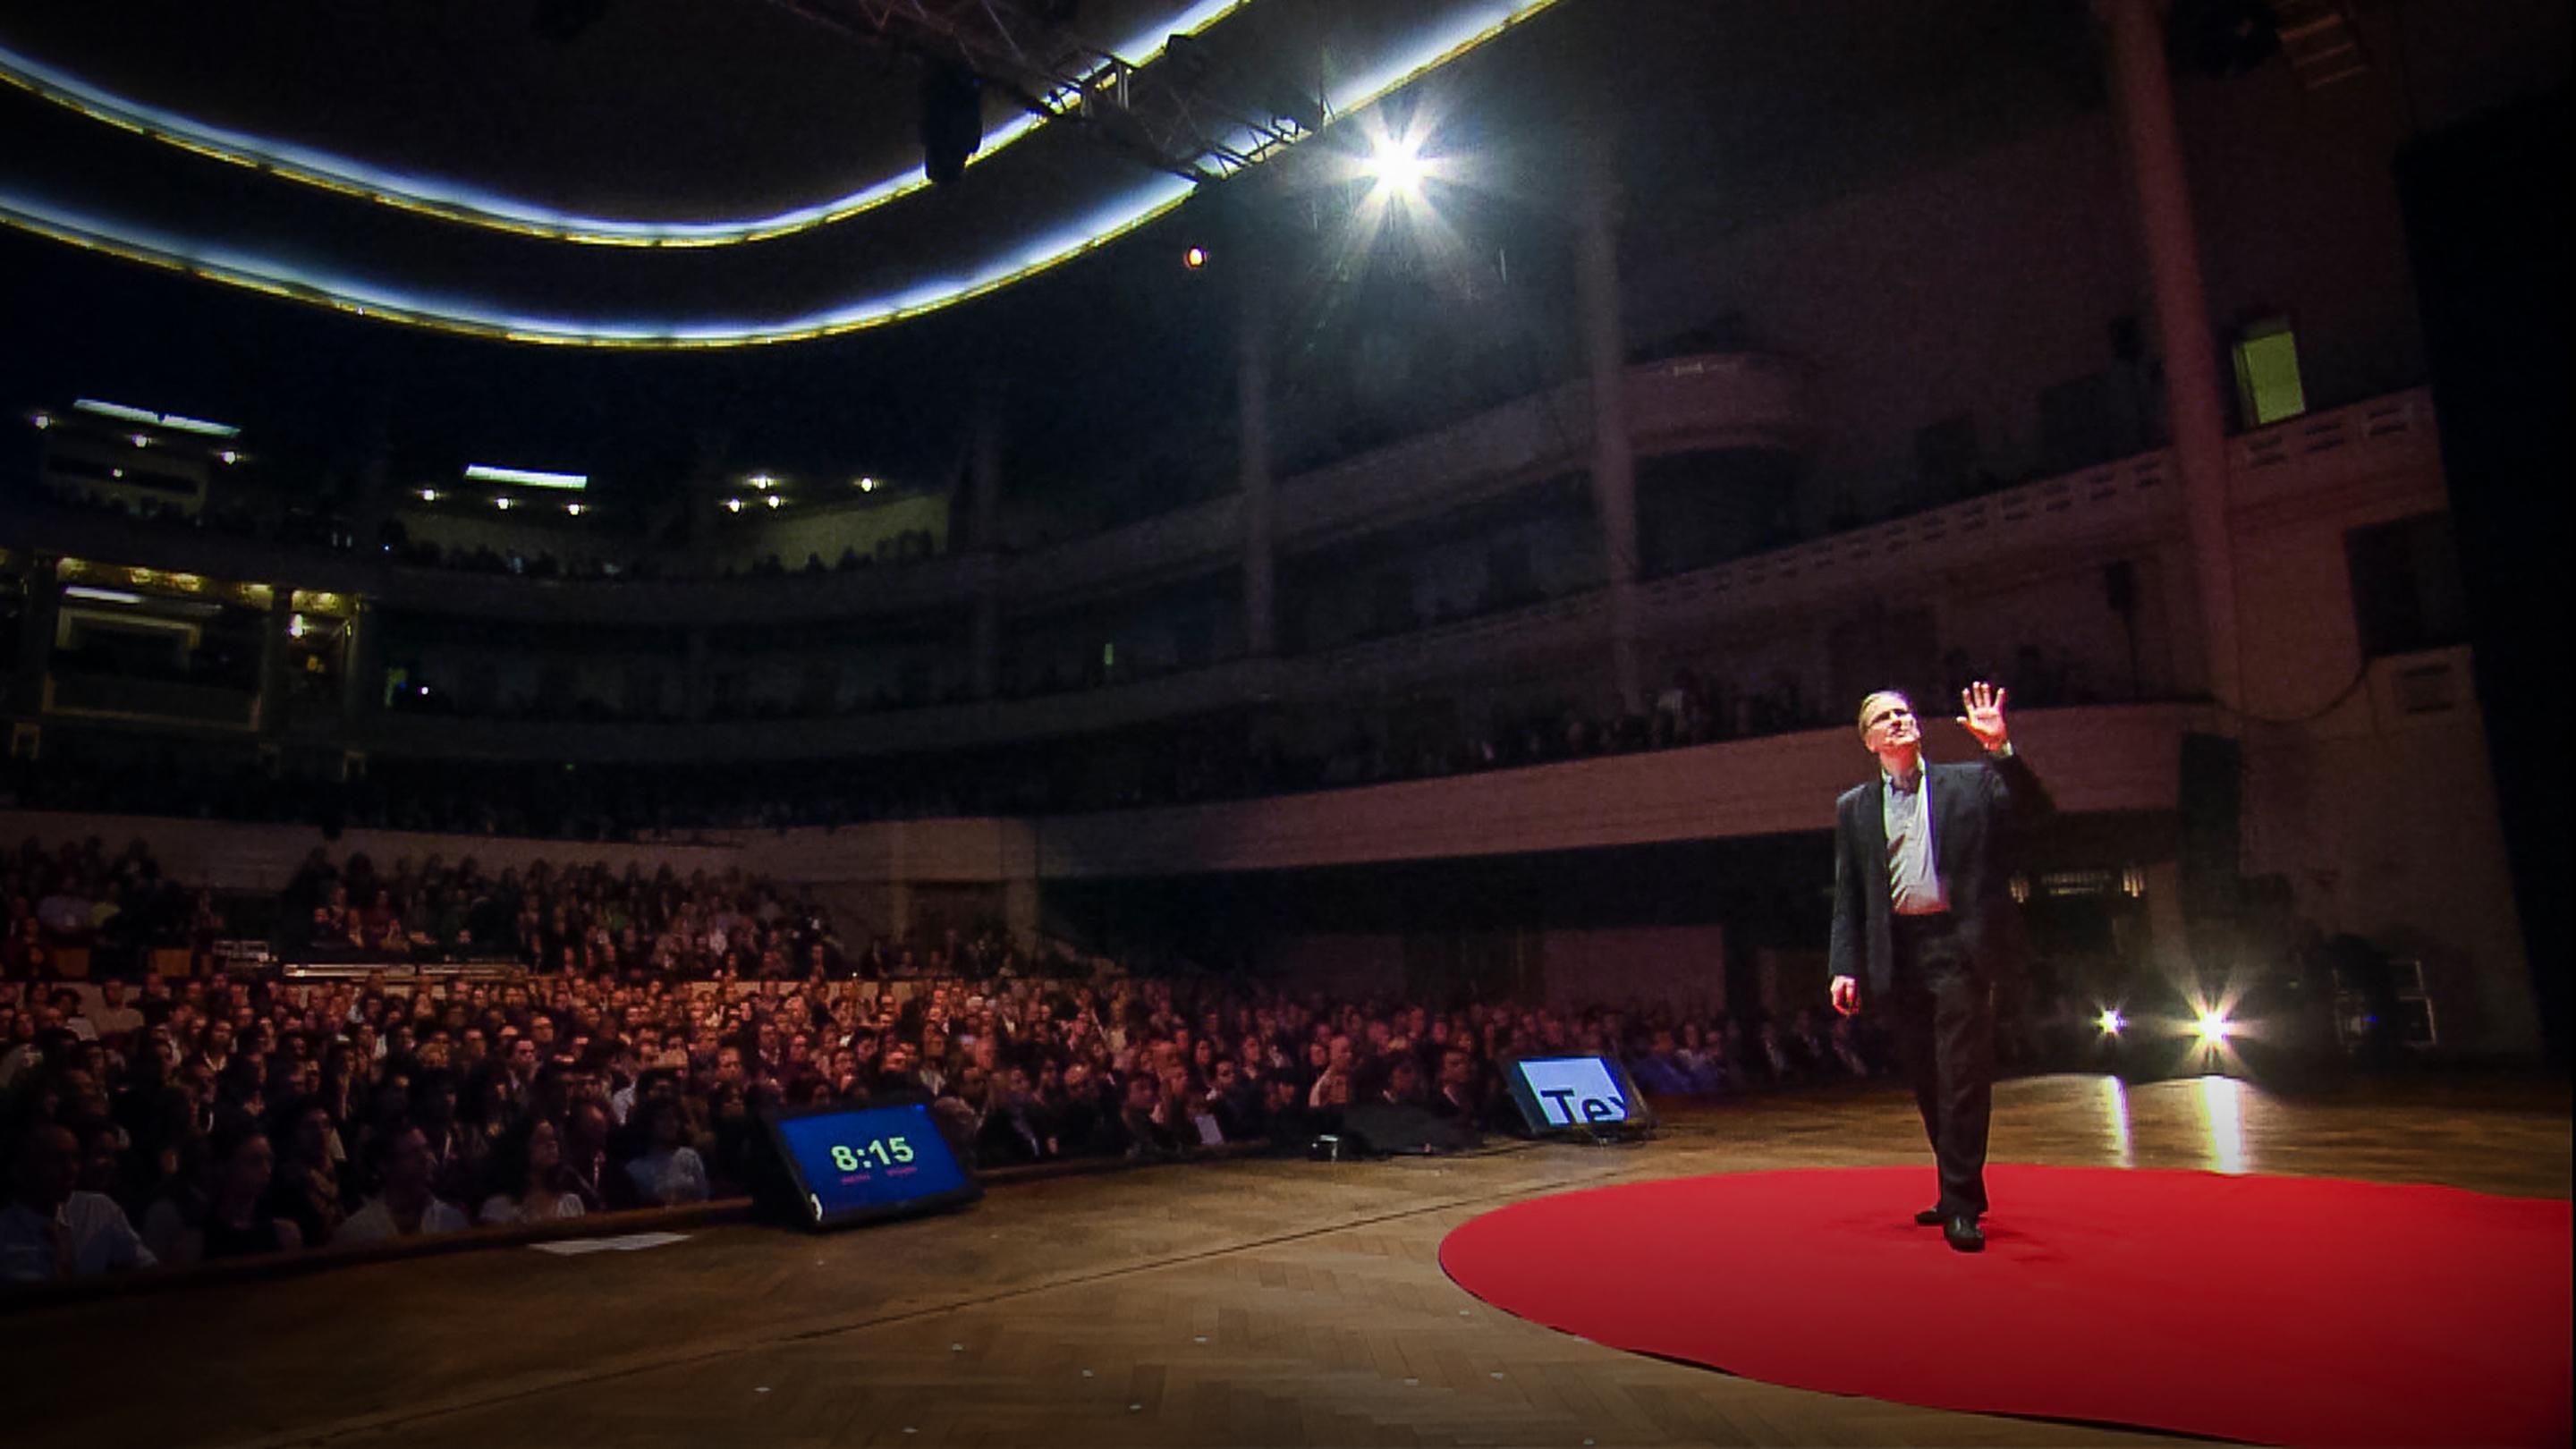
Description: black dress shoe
xmin=1914 ymin=1208 xmax=1945 ymax=1226
xmin=1943 ymin=1216 xmax=1986 ymax=1253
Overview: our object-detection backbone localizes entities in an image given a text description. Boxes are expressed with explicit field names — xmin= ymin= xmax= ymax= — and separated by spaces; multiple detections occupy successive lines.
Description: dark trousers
xmin=1886 ymin=913 xmax=1995 ymax=1217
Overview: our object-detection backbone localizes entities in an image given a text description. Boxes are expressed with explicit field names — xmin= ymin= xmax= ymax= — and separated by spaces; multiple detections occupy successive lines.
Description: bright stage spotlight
xmin=2097 ymin=1008 xmax=2126 ymax=1035
xmin=1364 ymin=131 xmax=1431 ymax=199
xmin=2195 ymin=1009 xmax=2234 ymax=1045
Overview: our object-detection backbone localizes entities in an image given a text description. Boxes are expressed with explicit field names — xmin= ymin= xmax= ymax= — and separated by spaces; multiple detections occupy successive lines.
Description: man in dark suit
xmin=1829 ymin=682 xmax=2052 ymax=1252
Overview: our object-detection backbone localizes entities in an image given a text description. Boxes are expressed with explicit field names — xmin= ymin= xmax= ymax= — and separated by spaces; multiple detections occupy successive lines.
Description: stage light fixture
xmin=30 ymin=412 xmax=51 ymax=429
xmin=920 ymin=61 xmax=985 ymax=186
xmin=1184 ymin=245 xmax=1208 ymax=269
xmin=2097 ymin=1008 xmax=2126 ymax=1035
xmin=2195 ymin=1010 xmax=2234 ymax=1044
xmin=1364 ymin=131 xmax=1429 ymax=199
xmin=417 ymin=487 xmax=438 ymax=502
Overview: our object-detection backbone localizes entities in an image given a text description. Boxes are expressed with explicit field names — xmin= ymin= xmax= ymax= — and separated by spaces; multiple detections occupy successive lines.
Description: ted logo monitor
xmin=1505 ymin=1055 xmax=1655 ymax=1137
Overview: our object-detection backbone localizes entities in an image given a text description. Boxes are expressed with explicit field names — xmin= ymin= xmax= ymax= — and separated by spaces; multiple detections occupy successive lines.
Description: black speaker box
xmin=1340 ymin=1102 xmax=1479 ymax=1157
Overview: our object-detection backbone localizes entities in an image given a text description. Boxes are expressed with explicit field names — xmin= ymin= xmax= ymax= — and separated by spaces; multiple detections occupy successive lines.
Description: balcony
xmin=0 ymin=352 xmax=1809 ymax=628
xmin=1031 ymin=703 xmax=2193 ymax=878
xmin=1279 ymin=352 xmax=1811 ymax=551
xmin=43 ymin=673 xmax=258 ymax=731
xmin=16 ymin=386 xmax=2441 ymax=767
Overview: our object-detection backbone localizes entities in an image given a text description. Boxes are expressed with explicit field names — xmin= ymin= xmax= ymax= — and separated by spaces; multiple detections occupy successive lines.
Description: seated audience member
xmin=1377 ymin=1056 xmax=1428 ymax=1108
xmin=561 ymin=1099 xmax=626 ymax=1212
xmin=1673 ymin=1022 xmax=1728 ymax=1095
xmin=621 ymin=1097 xmax=709 ymax=1208
xmin=1115 ymin=1073 xmax=1184 ymax=1162
xmin=1428 ymin=1048 xmax=1485 ymax=1127
xmin=1627 ymin=1030 xmax=1690 ymax=1096
xmin=0 ymin=1121 xmax=156 ymax=1282
xmin=1261 ymin=1075 xmax=1318 ymax=1148
xmin=1204 ymin=1058 xmax=1262 ymax=1141
xmin=479 ymin=1117 xmax=588 ymax=1224
xmin=974 ymin=1067 xmax=1055 ymax=1167
xmin=36 ymin=874 xmax=95 ymax=944
xmin=188 ymin=1113 xmax=303 ymax=1262
xmin=334 ymin=1125 xmax=470 ymax=1245
xmin=85 ymin=979 xmax=146 ymax=1043
xmin=269 ymin=1100 xmax=351 ymax=1248
xmin=3 ymin=915 xmax=55 ymax=978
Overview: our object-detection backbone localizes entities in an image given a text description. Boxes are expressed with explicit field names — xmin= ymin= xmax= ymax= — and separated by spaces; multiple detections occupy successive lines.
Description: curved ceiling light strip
xmin=0 ymin=177 xmax=1194 ymax=346
xmin=0 ymin=0 xmax=1565 ymax=347
xmin=0 ymin=0 xmax=1250 ymax=249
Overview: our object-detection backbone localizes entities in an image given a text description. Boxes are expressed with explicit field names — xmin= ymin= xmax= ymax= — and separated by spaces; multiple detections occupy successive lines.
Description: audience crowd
xmin=0 ymin=842 xmax=1945 ymax=1288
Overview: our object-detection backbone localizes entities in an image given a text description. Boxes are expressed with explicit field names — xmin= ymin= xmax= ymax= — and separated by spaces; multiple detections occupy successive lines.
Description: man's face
xmin=15 ymin=1125 xmax=78 ymax=1210
xmin=79 ymin=1127 xmax=122 ymax=1194
xmin=382 ymin=1129 xmax=434 ymax=1193
xmin=1860 ymin=692 xmax=1920 ymax=757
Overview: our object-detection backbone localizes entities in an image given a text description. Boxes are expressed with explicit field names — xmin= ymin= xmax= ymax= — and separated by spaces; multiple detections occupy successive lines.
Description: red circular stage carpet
xmin=1438 ymin=1165 xmax=2570 ymax=1447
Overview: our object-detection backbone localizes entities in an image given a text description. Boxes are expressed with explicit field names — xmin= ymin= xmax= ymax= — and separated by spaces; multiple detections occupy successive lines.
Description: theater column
xmin=257 ymin=590 xmax=292 ymax=737
xmin=970 ymin=392 xmax=1004 ymax=699
xmin=2099 ymin=0 xmax=2242 ymax=713
xmin=1239 ymin=275 xmax=1277 ymax=659
xmin=339 ymin=601 xmax=383 ymax=726
xmin=1574 ymin=149 xmax=1644 ymax=716
xmin=9 ymin=559 xmax=59 ymax=716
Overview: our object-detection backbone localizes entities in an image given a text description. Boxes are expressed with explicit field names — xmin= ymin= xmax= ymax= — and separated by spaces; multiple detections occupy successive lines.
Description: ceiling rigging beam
xmin=762 ymin=0 xmax=1331 ymax=183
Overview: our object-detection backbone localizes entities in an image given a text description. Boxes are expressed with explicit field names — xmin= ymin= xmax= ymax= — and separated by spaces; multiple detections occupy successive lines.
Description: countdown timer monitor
xmin=763 ymin=1100 xmax=981 ymax=1230
xmin=1503 ymin=1055 xmax=1657 ymax=1140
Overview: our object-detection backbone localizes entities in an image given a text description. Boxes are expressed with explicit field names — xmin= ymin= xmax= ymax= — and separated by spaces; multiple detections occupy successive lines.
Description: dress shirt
xmin=1882 ymin=764 xmax=1949 ymax=916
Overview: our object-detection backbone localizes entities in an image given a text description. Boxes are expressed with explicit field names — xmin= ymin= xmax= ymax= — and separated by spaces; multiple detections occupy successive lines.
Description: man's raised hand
xmin=1957 ymin=681 xmax=2009 ymax=752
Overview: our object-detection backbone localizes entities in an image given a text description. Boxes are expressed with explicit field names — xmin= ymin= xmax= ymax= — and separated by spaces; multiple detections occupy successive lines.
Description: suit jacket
xmin=1828 ymin=750 xmax=2054 ymax=996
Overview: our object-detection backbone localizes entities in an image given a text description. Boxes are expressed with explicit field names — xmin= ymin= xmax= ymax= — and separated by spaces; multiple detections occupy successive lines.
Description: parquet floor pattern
xmin=5 ymin=1074 xmax=2563 ymax=1449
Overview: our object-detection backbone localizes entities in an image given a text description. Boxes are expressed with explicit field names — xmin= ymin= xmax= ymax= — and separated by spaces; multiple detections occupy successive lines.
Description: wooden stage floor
xmin=7 ymin=1072 xmax=2567 ymax=1449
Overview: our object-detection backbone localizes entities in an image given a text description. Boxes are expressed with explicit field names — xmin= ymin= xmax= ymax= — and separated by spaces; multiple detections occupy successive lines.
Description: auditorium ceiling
xmin=0 ymin=0 xmax=1571 ymax=346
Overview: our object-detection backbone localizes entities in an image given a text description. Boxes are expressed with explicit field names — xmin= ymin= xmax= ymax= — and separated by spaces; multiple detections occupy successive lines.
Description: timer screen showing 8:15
xmin=771 ymin=1101 xmax=977 ymax=1227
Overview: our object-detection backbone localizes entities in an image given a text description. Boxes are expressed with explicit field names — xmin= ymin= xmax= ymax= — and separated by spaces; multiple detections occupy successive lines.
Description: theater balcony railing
xmin=992 ymin=352 xmax=1810 ymax=607
xmin=1030 ymin=702 xmax=2199 ymax=877
xmin=0 ymin=352 xmax=1810 ymax=629
xmin=355 ymin=386 xmax=2435 ymax=764
xmin=42 ymin=672 xmax=259 ymax=732
xmin=20 ymin=386 xmax=2436 ymax=766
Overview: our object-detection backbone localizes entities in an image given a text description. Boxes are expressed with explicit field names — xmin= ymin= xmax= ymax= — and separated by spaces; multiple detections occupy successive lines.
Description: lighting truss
xmin=761 ymin=0 xmax=1328 ymax=183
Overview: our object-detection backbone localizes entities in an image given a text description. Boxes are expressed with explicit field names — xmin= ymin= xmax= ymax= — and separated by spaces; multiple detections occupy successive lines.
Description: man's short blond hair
xmin=1856 ymin=689 xmax=1911 ymax=741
